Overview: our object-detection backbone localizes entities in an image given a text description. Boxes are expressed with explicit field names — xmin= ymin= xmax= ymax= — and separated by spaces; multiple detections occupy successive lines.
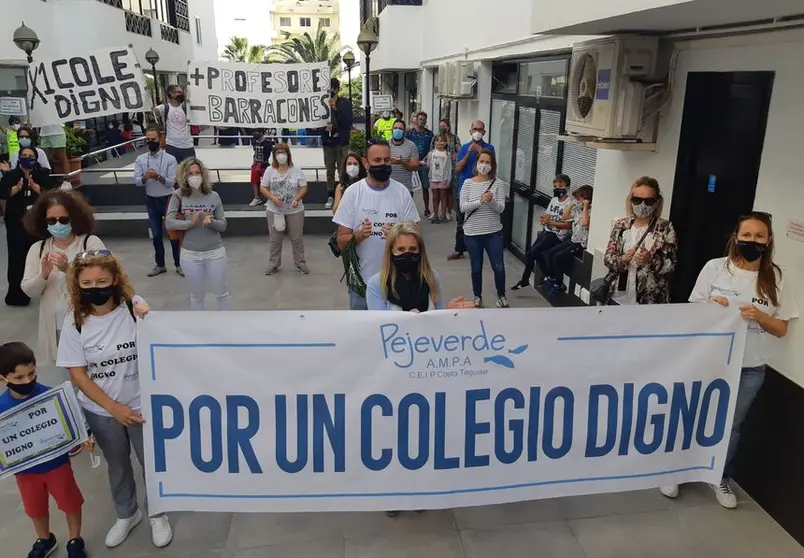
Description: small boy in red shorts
xmin=249 ymin=128 xmax=274 ymax=206
xmin=0 ymin=342 xmax=90 ymax=558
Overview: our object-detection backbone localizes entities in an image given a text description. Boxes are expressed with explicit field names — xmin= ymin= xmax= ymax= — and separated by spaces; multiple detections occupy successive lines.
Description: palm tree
xmin=266 ymin=24 xmax=343 ymax=77
xmin=222 ymin=37 xmax=268 ymax=63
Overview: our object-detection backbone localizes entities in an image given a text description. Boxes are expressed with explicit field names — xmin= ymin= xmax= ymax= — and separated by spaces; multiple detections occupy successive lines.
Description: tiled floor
xmin=0 ymin=202 xmax=801 ymax=557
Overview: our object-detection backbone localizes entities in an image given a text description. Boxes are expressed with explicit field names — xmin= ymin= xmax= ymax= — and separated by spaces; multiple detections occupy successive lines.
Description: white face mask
xmin=11 ymin=124 xmax=20 ymax=131
xmin=275 ymin=153 xmax=288 ymax=165
xmin=187 ymin=175 xmax=203 ymax=190
xmin=345 ymin=164 xmax=360 ymax=178
xmin=476 ymin=163 xmax=491 ymax=176
xmin=471 ymin=131 xmax=484 ymax=142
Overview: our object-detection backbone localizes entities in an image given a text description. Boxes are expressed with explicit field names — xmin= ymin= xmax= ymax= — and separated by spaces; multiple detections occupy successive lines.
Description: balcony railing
xmin=125 ymin=11 xmax=152 ymax=37
xmin=174 ymin=0 xmax=191 ymax=32
xmin=161 ymin=23 xmax=180 ymax=44
xmin=97 ymin=0 xmax=123 ymax=7
xmin=379 ymin=0 xmax=422 ymax=12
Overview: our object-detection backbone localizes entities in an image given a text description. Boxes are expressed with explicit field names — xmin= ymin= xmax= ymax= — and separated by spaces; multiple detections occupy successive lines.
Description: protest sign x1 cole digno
xmin=25 ymin=45 xmax=149 ymax=127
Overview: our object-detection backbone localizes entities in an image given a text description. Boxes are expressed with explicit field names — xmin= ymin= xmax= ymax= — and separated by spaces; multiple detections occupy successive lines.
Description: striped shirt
xmin=459 ymin=178 xmax=507 ymax=236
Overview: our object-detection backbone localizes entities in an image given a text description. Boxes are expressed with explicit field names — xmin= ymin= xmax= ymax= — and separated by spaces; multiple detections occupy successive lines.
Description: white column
xmin=420 ymin=68 xmax=434 ymax=122
xmin=477 ymin=61 xmax=493 ymax=128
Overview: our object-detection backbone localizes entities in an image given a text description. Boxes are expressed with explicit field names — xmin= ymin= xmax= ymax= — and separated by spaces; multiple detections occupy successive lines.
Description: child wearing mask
xmin=0 ymin=341 xmax=91 ymax=558
xmin=248 ymin=129 xmax=274 ymax=207
xmin=542 ymin=185 xmax=593 ymax=297
xmin=427 ymin=134 xmax=452 ymax=224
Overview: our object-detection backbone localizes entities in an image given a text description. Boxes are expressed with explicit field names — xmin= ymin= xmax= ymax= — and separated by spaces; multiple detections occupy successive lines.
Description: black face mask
xmin=7 ymin=377 xmax=37 ymax=396
xmin=79 ymin=286 xmax=116 ymax=307
xmin=392 ymin=252 xmax=420 ymax=275
xmin=736 ymin=241 xmax=766 ymax=263
xmin=554 ymin=188 xmax=567 ymax=198
xmin=368 ymin=164 xmax=393 ymax=182
xmin=175 ymin=94 xmax=185 ymax=104
xmin=147 ymin=140 xmax=160 ymax=152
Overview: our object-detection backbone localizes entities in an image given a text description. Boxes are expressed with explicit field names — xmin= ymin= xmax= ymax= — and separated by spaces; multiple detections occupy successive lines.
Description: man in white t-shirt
xmin=333 ymin=140 xmax=420 ymax=310
xmin=153 ymin=85 xmax=196 ymax=164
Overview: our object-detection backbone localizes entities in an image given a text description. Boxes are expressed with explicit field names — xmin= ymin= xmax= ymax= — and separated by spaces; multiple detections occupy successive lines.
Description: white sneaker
xmin=325 ymin=196 xmax=334 ymax=209
xmin=150 ymin=515 xmax=173 ymax=548
xmin=711 ymin=479 xmax=738 ymax=509
xmin=248 ymin=197 xmax=263 ymax=207
xmin=659 ymin=484 xmax=679 ymax=498
xmin=105 ymin=509 xmax=143 ymax=547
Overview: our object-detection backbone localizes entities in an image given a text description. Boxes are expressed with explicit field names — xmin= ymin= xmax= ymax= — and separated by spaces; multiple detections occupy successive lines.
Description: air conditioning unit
xmin=438 ymin=64 xmax=454 ymax=97
xmin=565 ymin=36 xmax=659 ymax=139
xmin=452 ymin=61 xmax=477 ymax=98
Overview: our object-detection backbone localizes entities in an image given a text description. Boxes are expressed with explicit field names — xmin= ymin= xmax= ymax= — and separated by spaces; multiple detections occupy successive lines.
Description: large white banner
xmin=139 ymin=305 xmax=746 ymax=514
xmin=186 ymin=60 xmax=331 ymax=129
xmin=26 ymin=46 xmax=148 ymax=126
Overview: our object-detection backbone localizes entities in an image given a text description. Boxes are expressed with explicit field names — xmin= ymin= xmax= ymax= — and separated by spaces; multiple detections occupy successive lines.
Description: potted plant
xmin=65 ymin=126 xmax=87 ymax=185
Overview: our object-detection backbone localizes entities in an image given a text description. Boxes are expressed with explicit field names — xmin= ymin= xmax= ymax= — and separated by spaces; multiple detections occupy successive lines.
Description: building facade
xmin=214 ymin=0 xmax=274 ymax=54
xmin=364 ymin=0 xmax=804 ymax=544
xmin=271 ymin=0 xmax=340 ymax=45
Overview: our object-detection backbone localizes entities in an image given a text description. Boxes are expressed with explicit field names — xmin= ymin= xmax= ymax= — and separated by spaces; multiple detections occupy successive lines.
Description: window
xmin=194 ymin=16 xmax=202 ymax=44
xmin=300 ymin=17 xmax=311 ymax=27
xmin=535 ymin=109 xmax=561 ymax=196
xmin=490 ymin=99 xmax=515 ymax=184
xmin=514 ymin=107 xmax=536 ymax=186
xmin=518 ymin=59 xmax=568 ymax=99
xmin=510 ymin=195 xmax=530 ymax=253
xmin=280 ymin=17 xmax=291 ymax=26
xmin=492 ymin=62 xmax=518 ymax=94
xmin=561 ymin=141 xmax=597 ymax=191
xmin=320 ymin=17 xmax=331 ymax=27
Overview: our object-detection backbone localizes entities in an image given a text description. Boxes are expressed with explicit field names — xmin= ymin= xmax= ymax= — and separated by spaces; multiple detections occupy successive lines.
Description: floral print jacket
xmin=603 ymin=216 xmax=678 ymax=304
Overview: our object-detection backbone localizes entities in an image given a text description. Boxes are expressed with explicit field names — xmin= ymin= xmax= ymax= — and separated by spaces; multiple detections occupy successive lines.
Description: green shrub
xmin=65 ymin=127 xmax=87 ymax=158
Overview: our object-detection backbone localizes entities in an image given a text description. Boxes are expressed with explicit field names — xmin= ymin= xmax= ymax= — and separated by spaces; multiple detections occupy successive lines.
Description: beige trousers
xmin=266 ymin=211 xmax=306 ymax=268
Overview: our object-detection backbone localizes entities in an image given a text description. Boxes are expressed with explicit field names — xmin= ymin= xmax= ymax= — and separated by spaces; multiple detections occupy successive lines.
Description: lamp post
xmin=13 ymin=22 xmax=40 ymax=64
xmin=145 ymin=48 xmax=160 ymax=106
xmin=342 ymin=50 xmax=356 ymax=105
xmin=357 ymin=28 xmax=378 ymax=143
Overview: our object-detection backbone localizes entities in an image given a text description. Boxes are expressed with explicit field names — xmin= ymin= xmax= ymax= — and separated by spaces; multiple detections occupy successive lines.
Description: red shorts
xmin=16 ymin=462 xmax=84 ymax=518
xmin=251 ymin=163 xmax=266 ymax=186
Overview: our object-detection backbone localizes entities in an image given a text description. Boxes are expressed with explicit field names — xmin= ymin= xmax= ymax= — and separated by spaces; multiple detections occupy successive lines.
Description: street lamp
xmin=145 ymin=48 xmax=160 ymax=106
xmin=342 ymin=50 xmax=356 ymax=105
xmin=357 ymin=27 xmax=378 ymax=143
xmin=13 ymin=22 xmax=40 ymax=64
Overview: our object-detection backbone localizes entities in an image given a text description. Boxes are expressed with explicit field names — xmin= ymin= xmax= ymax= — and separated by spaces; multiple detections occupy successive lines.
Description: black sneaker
xmin=510 ymin=281 xmax=529 ymax=291
xmin=27 ymin=534 xmax=57 ymax=558
xmin=66 ymin=538 xmax=87 ymax=558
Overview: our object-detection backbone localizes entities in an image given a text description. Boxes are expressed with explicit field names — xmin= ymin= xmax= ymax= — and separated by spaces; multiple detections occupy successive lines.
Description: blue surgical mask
xmin=19 ymin=157 xmax=36 ymax=169
xmin=47 ymin=222 xmax=73 ymax=239
xmin=18 ymin=137 xmax=32 ymax=148
xmin=392 ymin=129 xmax=404 ymax=141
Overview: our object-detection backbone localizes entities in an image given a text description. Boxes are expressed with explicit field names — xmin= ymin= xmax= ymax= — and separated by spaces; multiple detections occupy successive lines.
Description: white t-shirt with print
xmin=611 ymin=224 xmax=656 ymax=306
xmin=332 ymin=178 xmax=421 ymax=282
xmin=56 ymin=303 xmax=140 ymax=417
xmin=428 ymin=149 xmax=451 ymax=183
xmin=690 ymin=257 xmax=799 ymax=368
xmin=544 ymin=196 xmax=572 ymax=240
xmin=261 ymin=166 xmax=307 ymax=215
xmin=158 ymin=104 xmax=194 ymax=149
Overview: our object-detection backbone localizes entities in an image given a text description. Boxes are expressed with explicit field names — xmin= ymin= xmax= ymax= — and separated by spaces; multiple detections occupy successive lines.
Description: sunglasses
xmin=46 ymin=217 xmax=71 ymax=226
xmin=741 ymin=211 xmax=772 ymax=222
xmin=73 ymin=249 xmax=112 ymax=263
xmin=631 ymin=196 xmax=658 ymax=206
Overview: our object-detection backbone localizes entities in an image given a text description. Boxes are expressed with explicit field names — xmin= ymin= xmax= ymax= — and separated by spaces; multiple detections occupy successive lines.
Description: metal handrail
xmin=64 ymin=164 xmax=328 ymax=185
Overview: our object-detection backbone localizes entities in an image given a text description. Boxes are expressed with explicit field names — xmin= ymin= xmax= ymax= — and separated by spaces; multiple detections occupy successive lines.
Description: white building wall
xmin=213 ymin=0 xmax=274 ymax=55
xmin=589 ymin=29 xmax=804 ymax=387
xmin=190 ymin=0 xmax=220 ymax=62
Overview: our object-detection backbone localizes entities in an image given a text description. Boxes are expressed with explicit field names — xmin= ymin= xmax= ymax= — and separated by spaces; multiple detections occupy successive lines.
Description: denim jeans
xmin=349 ymin=290 xmax=367 ymax=310
xmin=464 ymin=231 xmax=506 ymax=298
xmin=723 ymin=365 xmax=766 ymax=478
xmin=146 ymin=195 xmax=181 ymax=268
xmin=519 ymin=231 xmax=561 ymax=284
xmin=544 ymin=240 xmax=583 ymax=285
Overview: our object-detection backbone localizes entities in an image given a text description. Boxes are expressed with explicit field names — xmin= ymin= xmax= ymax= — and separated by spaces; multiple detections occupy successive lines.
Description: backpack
xmin=76 ymin=299 xmax=135 ymax=334
xmin=39 ymin=234 xmax=96 ymax=258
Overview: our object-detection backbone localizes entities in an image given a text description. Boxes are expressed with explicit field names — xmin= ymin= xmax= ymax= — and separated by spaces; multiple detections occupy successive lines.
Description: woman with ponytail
xmin=659 ymin=212 xmax=798 ymax=509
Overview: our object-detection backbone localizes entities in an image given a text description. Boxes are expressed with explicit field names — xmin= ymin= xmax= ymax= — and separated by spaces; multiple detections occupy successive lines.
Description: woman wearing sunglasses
xmin=56 ymin=250 xmax=172 ymax=550
xmin=20 ymin=190 xmax=117 ymax=366
xmin=601 ymin=176 xmax=677 ymax=305
xmin=659 ymin=212 xmax=798 ymax=508
xmin=0 ymin=145 xmax=55 ymax=306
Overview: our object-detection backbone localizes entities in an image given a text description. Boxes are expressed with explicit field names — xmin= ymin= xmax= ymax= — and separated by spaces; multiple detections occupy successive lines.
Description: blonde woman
xmin=56 ymin=251 xmax=173 ymax=549
xmin=366 ymin=221 xmax=474 ymax=311
xmin=601 ymin=176 xmax=677 ymax=304
xmin=260 ymin=142 xmax=309 ymax=275
xmin=166 ymin=158 xmax=230 ymax=310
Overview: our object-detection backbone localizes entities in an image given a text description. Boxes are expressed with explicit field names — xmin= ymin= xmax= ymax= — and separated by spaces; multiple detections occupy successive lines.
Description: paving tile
xmin=460 ymin=520 xmax=586 ymax=558
xmin=452 ymin=498 xmax=564 ymax=529
xmin=558 ymin=488 xmax=671 ymax=519
xmin=226 ymin=512 xmax=347 ymax=549
xmin=569 ymin=510 xmax=701 ymax=558
xmin=345 ymin=531 xmax=465 ymax=558
xmin=227 ymin=539 xmax=345 ymax=558
xmin=340 ymin=509 xmax=456 ymax=539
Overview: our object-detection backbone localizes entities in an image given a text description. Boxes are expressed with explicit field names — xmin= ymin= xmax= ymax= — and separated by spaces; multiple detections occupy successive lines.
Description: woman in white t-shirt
xmin=659 ymin=212 xmax=799 ymax=509
xmin=260 ymin=142 xmax=309 ymax=275
xmin=56 ymin=251 xmax=173 ymax=550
